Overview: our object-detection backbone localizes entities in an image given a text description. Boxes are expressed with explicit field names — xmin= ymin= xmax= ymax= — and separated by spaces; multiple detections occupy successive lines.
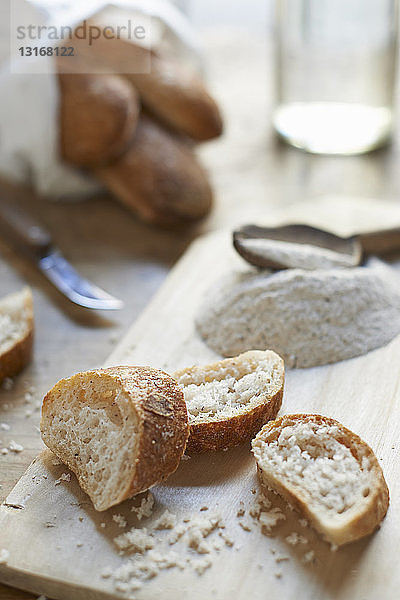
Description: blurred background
xmin=2 ymin=2 xmax=400 ymax=596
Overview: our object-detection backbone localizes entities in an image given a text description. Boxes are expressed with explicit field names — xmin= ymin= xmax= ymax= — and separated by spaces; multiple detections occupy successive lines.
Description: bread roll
xmin=41 ymin=366 xmax=189 ymax=511
xmin=58 ymin=71 xmax=140 ymax=167
xmin=173 ymin=350 xmax=284 ymax=453
xmin=252 ymin=414 xmax=389 ymax=546
xmin=0 ymin=287 xmax=34 ymax=384
xmin=95 ymin=115 xmax=213 ymax=226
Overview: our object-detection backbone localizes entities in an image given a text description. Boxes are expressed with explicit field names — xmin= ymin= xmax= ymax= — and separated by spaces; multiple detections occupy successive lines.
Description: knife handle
xmin=0 ymin=200 xmax=53 ymax=260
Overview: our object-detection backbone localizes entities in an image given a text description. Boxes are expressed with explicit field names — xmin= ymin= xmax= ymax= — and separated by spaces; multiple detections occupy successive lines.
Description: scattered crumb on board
xmin=54 ymin=473 xmax=71 ymax=486
xmin=8 ymin=440 xmax=24 ymax=453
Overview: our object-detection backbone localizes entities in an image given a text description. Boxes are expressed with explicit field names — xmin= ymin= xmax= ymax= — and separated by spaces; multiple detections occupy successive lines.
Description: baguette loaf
xmin=173 ymin=350 xmax=284 ymax=453
xmin=70 ymin=35 xmax=223 ymax=142
xmin=125 ymin=55 xmax=223 ymax=142
xmin=0 ymin=287 xmax=34 ymax=384
xmin=58 ymin=71 xmax=139 ymax=167
xmin=252 ymin=414 xmax=389 ymax=546
xmin=95 ymin=115 xmax=213 ymax=226
xmin=40 ymin=366 xmax=189 ymax=511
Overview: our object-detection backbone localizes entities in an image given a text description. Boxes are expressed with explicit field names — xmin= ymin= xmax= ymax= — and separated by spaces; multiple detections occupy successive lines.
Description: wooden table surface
xmin=3 ymin=18 xmax=400 ymax=600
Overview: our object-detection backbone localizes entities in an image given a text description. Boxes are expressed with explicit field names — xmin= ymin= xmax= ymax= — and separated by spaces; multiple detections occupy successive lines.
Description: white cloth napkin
xmin=0 ymin=0 xmax=198 ymax=199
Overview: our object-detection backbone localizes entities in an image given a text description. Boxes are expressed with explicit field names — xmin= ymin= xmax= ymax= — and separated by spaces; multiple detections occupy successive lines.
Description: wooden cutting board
xmin=1 ymin=229 xmax=399 ymax=600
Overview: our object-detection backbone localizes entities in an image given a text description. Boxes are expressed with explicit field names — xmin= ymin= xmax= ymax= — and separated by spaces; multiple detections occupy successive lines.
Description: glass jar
xmin=273 ymin=0 xmax=399 ymax=154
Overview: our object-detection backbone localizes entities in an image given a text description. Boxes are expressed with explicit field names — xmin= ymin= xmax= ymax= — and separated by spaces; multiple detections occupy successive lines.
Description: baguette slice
xmin=252 ymin=414 xmax=389 ymax=546
xmin=0 ymin=287 xmax=34 ymax=384
xmin=173 ymin=350 xmax=284 ymax=453
xmin=41 ymin=366 xmax=189 ymax=511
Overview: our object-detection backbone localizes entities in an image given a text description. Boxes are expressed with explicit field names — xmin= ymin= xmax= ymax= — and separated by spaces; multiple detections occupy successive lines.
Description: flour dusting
xmin=196 ymin=260 xmax=400 ymax=368
xmin=237 ymin=237 xmax=356 ymax=270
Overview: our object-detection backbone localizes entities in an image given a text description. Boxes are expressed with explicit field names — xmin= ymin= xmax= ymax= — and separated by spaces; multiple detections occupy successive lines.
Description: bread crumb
xmin=114 ymin=528 xmax=154 ymax=553
xmin=249 ymin=494 xmax=272 ymax=518
xmin=191 ymin=556 xmax=212 ymax=575
xmin=100 ymin=522 xmax=106 ymax=528
xmin=168 ymin=524 xmax=186 ymax=545
xmin=112 ymin=514 xmax=127 ymax=528
xmin=213 ymin=541 xmax=222 ymax=551
xmin=236 ymin=502 xmax=245 ymax=517
xmin=152 ymin=510 xmax=176 ymax=530
xmin=101 ymin=567 xmax=113 ymax=578
xmin=0 ymin=423 xmax=10 ymax=431
xmin=9 ymin=440 xmax=24 ymax=453
xmin=258 ymin=508 xmax=286 ymax=532
xmin=275 ymin=571 xmax=282 ymax=579
xmin=79 ymin=516 xmax=84 ymax=522
xmin=76 ymin=542 xmax=83 ymax=547
xmin=219 ymin=531 xmax=234 ymax=547
xmin=285 ymin=532 xmax=308 ymax=546
xmin=275 ymin=555 xmax=289 ymax=563
xmin=200 ymin=506 xmax=208 ymax=511
xmin=1 ymin=448 xmax=8 ymax=455
xmin=130 ymin=492 xmax=154 ymax=520
xmin=186 ymin=514 xmax=222 ymax=554
xmin=105 ymin=510 xmax=232 ymax=591
xmin=0 ymin=549 xmax=9 ymax=564
xmin=299 ymin=519 xmax=308 ymax=527
xmin=238 ymin=521 xmax=251 ymax=532
xmin=303 ymin=550 xmax=315 ymax=564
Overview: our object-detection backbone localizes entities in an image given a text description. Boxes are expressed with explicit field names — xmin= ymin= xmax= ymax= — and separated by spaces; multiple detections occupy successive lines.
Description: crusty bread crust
xmin=95 ymin=115 xmax=213 ymax=226
xmin=174 ymin=350 xmax=284 ymax=453
xmin=186 ymin=397 xmax=283 ymax=453
xmin=112 ymin=367 xmax=189 ymax=498
xmin=58 ymin=71 xmax=139 ymax=167
xmin=41 ymin=366 xmax=189 ymax=511
xmin=0 ymin=287 xmax=34 ymax=384
xmin=125 ymin=55 xmax=223 ymax=142
xmin=67 ymin=34 xmax=222 ymax=142
xmin=253 ymin=414 xmax=389 ymax=546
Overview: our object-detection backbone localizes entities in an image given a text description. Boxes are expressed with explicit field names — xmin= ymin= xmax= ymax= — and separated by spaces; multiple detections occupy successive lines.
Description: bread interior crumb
xmin=0 ymin=290 xmax=30 ymax=354
xmin=175 ymin=354 xmax=281 ymax=424
xmin=253 ymin=420 xmax=373 ymax=516
xmin=44 ymin=373 xmax=139 ymax=510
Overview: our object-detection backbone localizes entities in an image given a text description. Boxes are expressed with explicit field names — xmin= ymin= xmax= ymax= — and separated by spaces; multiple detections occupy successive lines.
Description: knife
xmin=0 ymin=199 xmax=123 ymax=310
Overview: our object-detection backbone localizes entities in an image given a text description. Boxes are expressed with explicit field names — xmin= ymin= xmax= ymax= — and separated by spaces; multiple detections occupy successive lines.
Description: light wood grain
xmin=1 ymin=230 xmax=399 ymax=600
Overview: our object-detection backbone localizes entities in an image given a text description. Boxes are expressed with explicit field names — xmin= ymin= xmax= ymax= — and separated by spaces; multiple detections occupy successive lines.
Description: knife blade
xmin=0 ymin=199 xmax=123 ymax=310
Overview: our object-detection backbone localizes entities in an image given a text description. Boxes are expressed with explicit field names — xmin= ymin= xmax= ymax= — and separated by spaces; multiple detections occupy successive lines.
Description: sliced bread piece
xmin=252 ymin=414 xmax=389 ymax=546
xmin=173 ymin=350 xmax=284 ymax=453
xmin=41 ymin=366 xmax=189 ymax=511
xmin=0 ymin=287 xmax=34 ymax=384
